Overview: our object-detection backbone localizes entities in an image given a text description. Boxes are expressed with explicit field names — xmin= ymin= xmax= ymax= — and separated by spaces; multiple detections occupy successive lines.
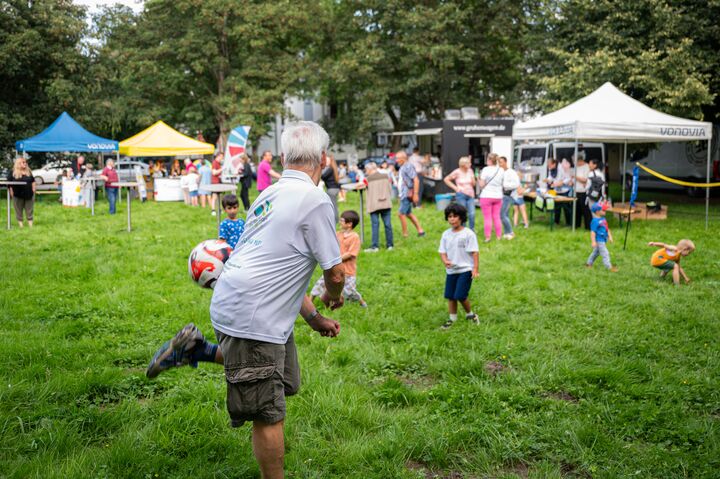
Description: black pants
xmin=239 ymin=181 xmax=251 ymax=211
xmin=554 ymin=195 xmax=573 ymax=225
xmin=576 ymin=192 xmax=592 ymax=230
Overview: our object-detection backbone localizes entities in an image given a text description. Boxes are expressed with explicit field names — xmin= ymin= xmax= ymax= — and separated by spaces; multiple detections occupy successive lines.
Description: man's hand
xmin=443 ymin=259 xmax=453 ymax=268
xmin=306 ymin=312 xmax=340 ymax=337
xmin=321 ymin=291 xmax=344 ymax=310
xmin=591 ymin=242 xmax=597 ymax=248
xmin=472 ymin=270 xmax=479 ymax=278
xmin=412 ymin=193 xmax=419 ymax=204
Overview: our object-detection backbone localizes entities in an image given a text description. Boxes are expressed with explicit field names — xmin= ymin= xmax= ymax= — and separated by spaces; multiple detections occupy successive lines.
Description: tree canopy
xmin=0 ymin=0 xmax=718 ymax=160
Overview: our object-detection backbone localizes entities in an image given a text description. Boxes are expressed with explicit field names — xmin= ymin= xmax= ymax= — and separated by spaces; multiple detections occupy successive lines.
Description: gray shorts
xmin=215 ymin=330 xmax=301 ymax=427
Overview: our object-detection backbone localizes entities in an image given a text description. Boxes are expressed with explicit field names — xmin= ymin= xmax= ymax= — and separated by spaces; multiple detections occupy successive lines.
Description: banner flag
xmin=630 ymin=165 xmax=639 ymax=207
xmin=222 ymin=126 xmax=251 ymax=178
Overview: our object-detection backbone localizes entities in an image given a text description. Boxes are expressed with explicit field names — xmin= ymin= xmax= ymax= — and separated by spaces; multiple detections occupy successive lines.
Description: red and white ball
xmin=188 ymin=239 xmax=233 ymax=289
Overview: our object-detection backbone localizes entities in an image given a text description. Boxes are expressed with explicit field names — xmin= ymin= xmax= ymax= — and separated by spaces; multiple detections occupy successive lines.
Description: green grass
xmin=1 ymin=188 xmax=719 ymax=478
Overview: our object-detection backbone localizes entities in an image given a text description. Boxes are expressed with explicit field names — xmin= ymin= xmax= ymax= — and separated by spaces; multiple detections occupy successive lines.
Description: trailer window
xmin=520 ymin=147 xmax=545 ymax=166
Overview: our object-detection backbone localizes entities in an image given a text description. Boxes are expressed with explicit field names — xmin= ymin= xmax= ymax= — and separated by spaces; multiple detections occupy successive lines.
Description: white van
xmin=623 ymin=139 xmax=719 ymax=195
xmin=514 ymin=141 xmax=606 ymax=181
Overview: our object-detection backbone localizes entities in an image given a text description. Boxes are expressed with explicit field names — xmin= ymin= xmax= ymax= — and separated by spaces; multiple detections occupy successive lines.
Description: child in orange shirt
xmin=648 ymin=239 xmax=695 ymax=285
xmin=311 ymin=210 xmax=367 ymax=307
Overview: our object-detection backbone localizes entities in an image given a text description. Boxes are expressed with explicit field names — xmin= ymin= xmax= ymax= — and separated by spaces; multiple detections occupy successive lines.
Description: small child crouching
xmin=648 ymin=239 xmax=695 ymax=285
xmin=311 ymin=210 xmax=367 ymax=307
xmin=439 ymin=203 xmax=479 ymax=329
xmin=586 ymin=202 xmax=618 ymax=272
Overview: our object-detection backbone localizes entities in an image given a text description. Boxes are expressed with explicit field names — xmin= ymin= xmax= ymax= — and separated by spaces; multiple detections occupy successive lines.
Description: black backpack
xmin=587 ymin=171 xmax=604 ymax=202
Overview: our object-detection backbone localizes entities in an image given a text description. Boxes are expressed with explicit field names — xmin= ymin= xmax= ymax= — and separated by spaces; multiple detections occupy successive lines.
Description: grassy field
xmin=1 ymin=187 xmax=719 ymax=478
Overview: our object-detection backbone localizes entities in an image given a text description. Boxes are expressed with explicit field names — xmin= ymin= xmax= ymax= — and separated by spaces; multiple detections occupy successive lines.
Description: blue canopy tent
xmin=15 ymin=112 xmax=118 ymax=153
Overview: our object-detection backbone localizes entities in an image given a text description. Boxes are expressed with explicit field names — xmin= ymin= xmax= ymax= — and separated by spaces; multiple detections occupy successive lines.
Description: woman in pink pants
xmin=478 ymin=154 xmax=505 ymax=242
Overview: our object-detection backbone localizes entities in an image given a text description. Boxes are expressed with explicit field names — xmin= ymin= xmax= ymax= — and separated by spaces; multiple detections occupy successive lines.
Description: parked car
xmin=116 ymin=160 xmax=150 ymax=182
xmin=32 ymin=160 xmax=72 ymax=187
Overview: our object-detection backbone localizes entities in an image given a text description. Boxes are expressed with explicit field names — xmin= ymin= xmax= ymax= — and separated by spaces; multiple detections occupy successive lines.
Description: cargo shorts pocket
xmin=224 ymin=363 xmax=285 ymax=425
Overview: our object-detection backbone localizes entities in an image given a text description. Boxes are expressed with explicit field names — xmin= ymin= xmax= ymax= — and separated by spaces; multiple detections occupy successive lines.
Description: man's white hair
xmin=365 ymin=161 xmax=378 ymax=172
xmin=281 ymin=121 xmax=329 ymax=169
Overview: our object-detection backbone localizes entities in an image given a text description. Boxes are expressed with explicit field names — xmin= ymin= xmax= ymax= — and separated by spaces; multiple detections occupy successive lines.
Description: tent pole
xmin=572 ymin=139 xmax=578 ymax=232
xmin=621 ymin=141 xmax=627 ymax=205
xmin=706 ymin=139 xmax=711 ymax=230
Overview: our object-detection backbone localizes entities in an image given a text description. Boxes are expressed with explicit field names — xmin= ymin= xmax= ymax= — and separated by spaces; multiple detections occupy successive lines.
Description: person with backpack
xmin=586 ymin=159 xmax=606 ymax=210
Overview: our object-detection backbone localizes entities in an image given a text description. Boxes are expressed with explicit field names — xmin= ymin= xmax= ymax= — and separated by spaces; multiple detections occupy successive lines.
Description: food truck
xmin=396 ymin=118 xmax=515 ymax=196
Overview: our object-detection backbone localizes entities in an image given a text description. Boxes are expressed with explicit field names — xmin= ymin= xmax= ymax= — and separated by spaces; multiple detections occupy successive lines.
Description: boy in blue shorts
xmin=218 ymin=194 xmax=245 ymax=249
xmin=586 ymin=201 xmax=618 ymax=272
xmin=439 ymin=203 xmax=479 ymax=329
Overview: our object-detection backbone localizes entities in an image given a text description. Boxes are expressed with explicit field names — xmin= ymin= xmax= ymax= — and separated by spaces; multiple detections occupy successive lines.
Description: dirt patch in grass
xmin=542 ymin=391 xmax=578 ymax=403
xmin=560 ymin=462 xmax=591 ymax=478
xmin=493 ymin=461 xmax=530 ymax=478
xmin=398 ymin=374 xmax=437 ymax=390
xmin=405 ymin=460 xmax=465 ymax=479
xmin=484 ymin=361 xmax=510 ymax=377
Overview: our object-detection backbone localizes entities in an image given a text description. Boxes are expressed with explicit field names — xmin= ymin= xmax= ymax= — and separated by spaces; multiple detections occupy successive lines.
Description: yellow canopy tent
xmin=119 ymin=121 xmax=215 ymax=156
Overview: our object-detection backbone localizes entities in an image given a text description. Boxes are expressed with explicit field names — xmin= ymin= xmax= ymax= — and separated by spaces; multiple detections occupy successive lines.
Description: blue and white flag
xmin=630 ymin=165 xmax=639 ymax=207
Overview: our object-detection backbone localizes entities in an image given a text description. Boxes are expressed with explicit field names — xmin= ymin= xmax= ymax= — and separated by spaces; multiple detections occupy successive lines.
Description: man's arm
xmin=301 ymin=295 xmax=340 ymax=337
xmin=412 ymin=176 xmax=420 ymax=203
xmin=591 ymin=231 xmax=597 ymax=248
xmin=472 ymin=252 xmax=479 ymax=278
xmin=269 ymin=168 xmax=282 ymax=180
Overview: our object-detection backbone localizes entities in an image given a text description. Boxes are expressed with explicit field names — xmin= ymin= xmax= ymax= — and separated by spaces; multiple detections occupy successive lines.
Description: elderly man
xmin=396 ymin=151 xmax=426 ymax=237
xmin=146 ymin=121 xmax=345 ymax=479
xmin=363 ymin=161 xmax=394 ymax=252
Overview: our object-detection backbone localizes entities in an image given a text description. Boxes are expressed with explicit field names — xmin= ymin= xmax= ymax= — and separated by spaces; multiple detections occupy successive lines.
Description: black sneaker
xmin=466 ymin=313 xmax=480 ymax=325
xmin=440 ymin=319 xmax=455 ymax=330
xmin=146 ymin=323 xmax=205 ymax=378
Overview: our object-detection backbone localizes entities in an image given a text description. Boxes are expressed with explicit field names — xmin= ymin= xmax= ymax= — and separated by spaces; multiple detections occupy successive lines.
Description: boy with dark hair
xmin=219 ymin=194 xmax=245 ymax=249
xmin=311 ymin=210 xmax=367 ymax=307
xmin=439 ymin=203 xmax=479 ymax=329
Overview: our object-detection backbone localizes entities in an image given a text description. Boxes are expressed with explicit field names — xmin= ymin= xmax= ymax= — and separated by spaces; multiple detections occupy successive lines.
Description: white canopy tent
xmin=514 ymin=82 xmax=714 ymax=229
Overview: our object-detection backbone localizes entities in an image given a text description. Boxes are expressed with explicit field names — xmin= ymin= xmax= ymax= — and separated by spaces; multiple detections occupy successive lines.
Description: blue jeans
xmin=501 ymin=195 xmax=513 ymax=235
xmin=370 ymin=208 xmax=394 ymax=248
xmin=454 ymin=192 xmax=476 ymax=230
xmin=106 ymin=188 xmax=118 ymax=214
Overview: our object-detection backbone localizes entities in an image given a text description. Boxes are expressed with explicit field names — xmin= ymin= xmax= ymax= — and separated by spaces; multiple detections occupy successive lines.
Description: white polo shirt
xmin=210 ymin=169 xmax=342 ymax=344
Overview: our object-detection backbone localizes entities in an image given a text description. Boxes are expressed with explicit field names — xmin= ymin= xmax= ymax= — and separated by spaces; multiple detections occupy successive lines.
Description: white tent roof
xmin=514 ymin=82 xmax=712 ymax=142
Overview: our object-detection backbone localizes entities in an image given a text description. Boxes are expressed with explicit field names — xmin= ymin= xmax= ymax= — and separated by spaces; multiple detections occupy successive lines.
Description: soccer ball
xmin=188 ymin=239 xmax=233 ymax=289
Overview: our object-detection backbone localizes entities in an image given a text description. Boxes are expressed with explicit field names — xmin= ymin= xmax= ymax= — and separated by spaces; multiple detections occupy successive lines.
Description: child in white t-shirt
xmin=179 ymin=169 xmax=191 ymax=205
xmin=438 ymin=203 xmax=479 ymax=329
xmin=186 ymin=165 xmax=200 ymax=207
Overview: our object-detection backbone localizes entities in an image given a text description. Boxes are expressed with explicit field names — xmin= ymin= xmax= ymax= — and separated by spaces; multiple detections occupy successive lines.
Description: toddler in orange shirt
xmin=648 ymin=239 xmax=695 ymax=285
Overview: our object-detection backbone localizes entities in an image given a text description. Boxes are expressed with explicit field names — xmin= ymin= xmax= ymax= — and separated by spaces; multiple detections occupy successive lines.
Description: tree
xmin=313 ymin=0 xmax=533 ymax=147
xmin=526 ymin=0 xmax=714 ymax=120
xmin=0 ymin=0 xmax=88 ymax=159
xmin=87 ymin=0 xmax=322 ymax=150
